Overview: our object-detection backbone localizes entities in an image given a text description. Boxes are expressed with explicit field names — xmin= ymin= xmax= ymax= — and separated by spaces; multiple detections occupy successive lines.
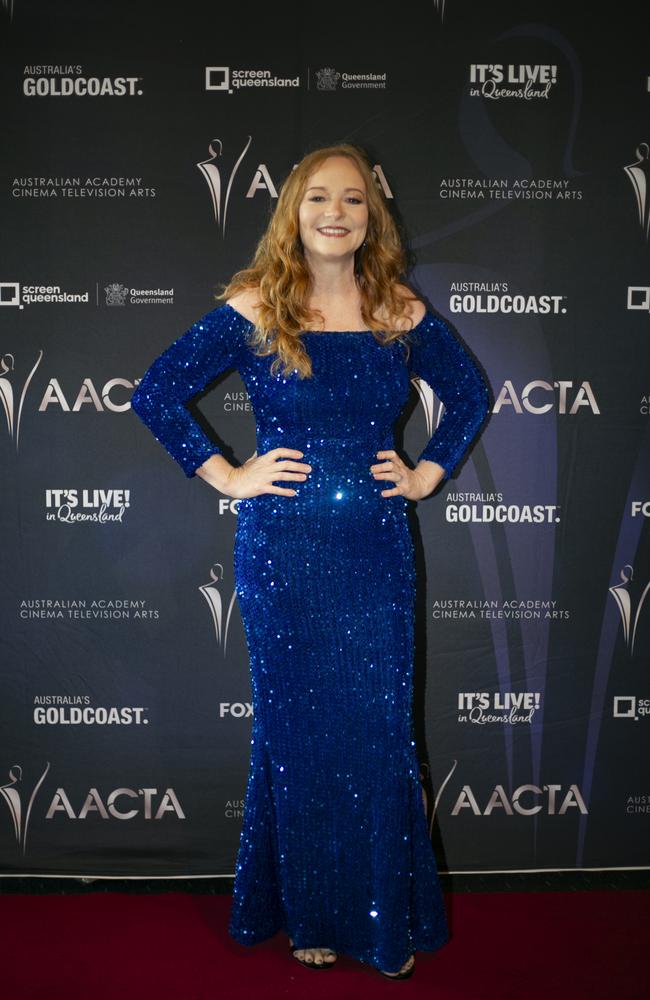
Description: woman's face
xmin=298 ymin=156 xmax=369 ymax=267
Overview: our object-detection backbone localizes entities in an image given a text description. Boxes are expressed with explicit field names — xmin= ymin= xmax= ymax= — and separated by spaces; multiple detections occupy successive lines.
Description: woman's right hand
xmin=199 ymin=448 xmax=312 ymax=498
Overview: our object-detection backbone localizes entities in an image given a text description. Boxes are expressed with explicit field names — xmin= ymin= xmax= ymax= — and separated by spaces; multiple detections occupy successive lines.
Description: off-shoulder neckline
xmin=222 ymin=300 xmax=429 ymax=335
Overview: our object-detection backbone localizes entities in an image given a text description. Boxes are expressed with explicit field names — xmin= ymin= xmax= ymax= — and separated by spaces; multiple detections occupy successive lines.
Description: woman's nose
xmin=325 ymin=200 xmax=344 ymax=216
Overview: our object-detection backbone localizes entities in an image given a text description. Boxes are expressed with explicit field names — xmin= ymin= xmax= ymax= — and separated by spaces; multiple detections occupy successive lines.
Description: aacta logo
xmin=423 ymin=760 xmax=588 ymax=836
xmin=0 ymin=350 xmax=138 ymax=459
xmin=447 ymin=783 xmax=588 ymax=816
xmin=494 ymin=380 xmax=599 ymax=414
xmin=1 ymin=762 xmax=185 ymax=856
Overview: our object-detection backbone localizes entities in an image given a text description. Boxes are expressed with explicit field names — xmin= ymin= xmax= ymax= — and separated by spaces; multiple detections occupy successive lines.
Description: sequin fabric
xmin=131 ymin=301 xmax=490 ymax=973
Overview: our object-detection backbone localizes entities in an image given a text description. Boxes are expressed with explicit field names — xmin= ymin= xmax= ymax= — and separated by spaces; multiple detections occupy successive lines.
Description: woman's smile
xmin=317 ymin=226 xmax=351 ymax=238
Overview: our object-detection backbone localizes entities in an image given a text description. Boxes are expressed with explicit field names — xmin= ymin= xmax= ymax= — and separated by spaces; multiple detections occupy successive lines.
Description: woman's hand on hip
xmin=221 ymin=448 xmax=312 ymax=499
xmin=371 ymin=450 xmax=445 ymax=501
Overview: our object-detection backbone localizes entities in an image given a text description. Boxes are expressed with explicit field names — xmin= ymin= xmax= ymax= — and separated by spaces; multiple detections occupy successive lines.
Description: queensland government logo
xmin=315 ymin=68 xmax=386 ymax=91
xmin=315 ymin=68 xmax=340 ymax=91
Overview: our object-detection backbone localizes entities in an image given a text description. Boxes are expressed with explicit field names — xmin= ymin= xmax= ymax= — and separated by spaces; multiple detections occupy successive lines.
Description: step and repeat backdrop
xmin=1 ymin=1 xmax=648 ymax=877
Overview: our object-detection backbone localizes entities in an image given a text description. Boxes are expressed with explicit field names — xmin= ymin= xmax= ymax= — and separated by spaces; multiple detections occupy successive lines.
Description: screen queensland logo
xmin=1 ymin=281 xmax=89 ymax=307
xmin=205 ymin=65 xmax=300 ymax=94
xmin=613 ymin=696 xmax=650 ymax=722
xmin=627 ymin=286 xmax=650 ymax=311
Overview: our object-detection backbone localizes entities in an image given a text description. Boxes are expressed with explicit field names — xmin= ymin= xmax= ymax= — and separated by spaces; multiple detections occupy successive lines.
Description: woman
xmin=131 ymin=142 xmax=490 ymax=979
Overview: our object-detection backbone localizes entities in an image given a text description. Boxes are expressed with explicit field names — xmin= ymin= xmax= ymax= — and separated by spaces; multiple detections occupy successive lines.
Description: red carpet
xmin=0 ymin=889 xmax=646 ymax=999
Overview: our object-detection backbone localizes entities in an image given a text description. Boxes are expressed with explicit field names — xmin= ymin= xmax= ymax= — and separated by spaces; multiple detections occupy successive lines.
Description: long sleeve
xmin=406 ymin=310 xmax=490 ymax=481
xmin=131 ymin=303 xmax=251 ymax=478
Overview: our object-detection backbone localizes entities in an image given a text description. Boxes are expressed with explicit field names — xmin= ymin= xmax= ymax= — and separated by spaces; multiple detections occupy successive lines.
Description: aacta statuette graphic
xmin=1 ymin=1 xmax=15 ymax=25
xmin=623 ymin=142 xmax=650 ymax=241
xmin=0 ymin=763 xmax=51 ymax=856
xmin=609 ymin=564 xmax=650 ymax=657
xmin=0 ymin=351 xmax=44 ymax=451
xmin=433 ymin=0 xmax=450 ymax=22
xmin=410 ymin=368 xmax=444 ymax=450
xmin=197 ymin=136 xmax=252 ymax=238
xmin=199 ymin=561 xmax=239 ymax=657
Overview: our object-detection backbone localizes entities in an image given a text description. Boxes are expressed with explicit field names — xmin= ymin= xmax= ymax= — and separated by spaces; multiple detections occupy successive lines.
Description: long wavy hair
xmin=214 ymin=143 xmax=420 ymax=379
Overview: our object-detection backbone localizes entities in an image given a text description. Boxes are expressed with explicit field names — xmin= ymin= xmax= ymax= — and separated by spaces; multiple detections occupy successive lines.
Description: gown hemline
xmin=227 ymin=916 xmax=450 ymax=974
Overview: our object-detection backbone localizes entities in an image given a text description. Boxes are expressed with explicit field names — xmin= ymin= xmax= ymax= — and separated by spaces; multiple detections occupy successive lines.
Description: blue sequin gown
xmin=131 ymin=301 xmax=489 ymax=973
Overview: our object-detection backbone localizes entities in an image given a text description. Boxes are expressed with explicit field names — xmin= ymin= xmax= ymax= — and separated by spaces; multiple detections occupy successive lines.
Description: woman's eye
xmin=307 ymin=195 xmax=364 ymax=203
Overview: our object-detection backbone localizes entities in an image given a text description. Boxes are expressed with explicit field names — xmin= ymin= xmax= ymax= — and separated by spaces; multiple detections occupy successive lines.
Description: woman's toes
xmin=290 ymin=942 xmax=336 ymax=966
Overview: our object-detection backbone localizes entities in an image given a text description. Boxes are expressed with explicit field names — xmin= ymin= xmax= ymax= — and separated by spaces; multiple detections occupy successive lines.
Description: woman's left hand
xmin=371 ymin=450 xmax=445 ymax=501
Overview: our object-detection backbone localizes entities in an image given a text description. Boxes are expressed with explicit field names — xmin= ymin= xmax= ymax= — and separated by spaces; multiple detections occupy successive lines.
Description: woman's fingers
xmin=265 ymin=453 xmax=312 ymax=474
xmin=261 ymin=486 xmax=300 ymax=496
xmin=251 ymin=449 xmax=313 ymax=496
